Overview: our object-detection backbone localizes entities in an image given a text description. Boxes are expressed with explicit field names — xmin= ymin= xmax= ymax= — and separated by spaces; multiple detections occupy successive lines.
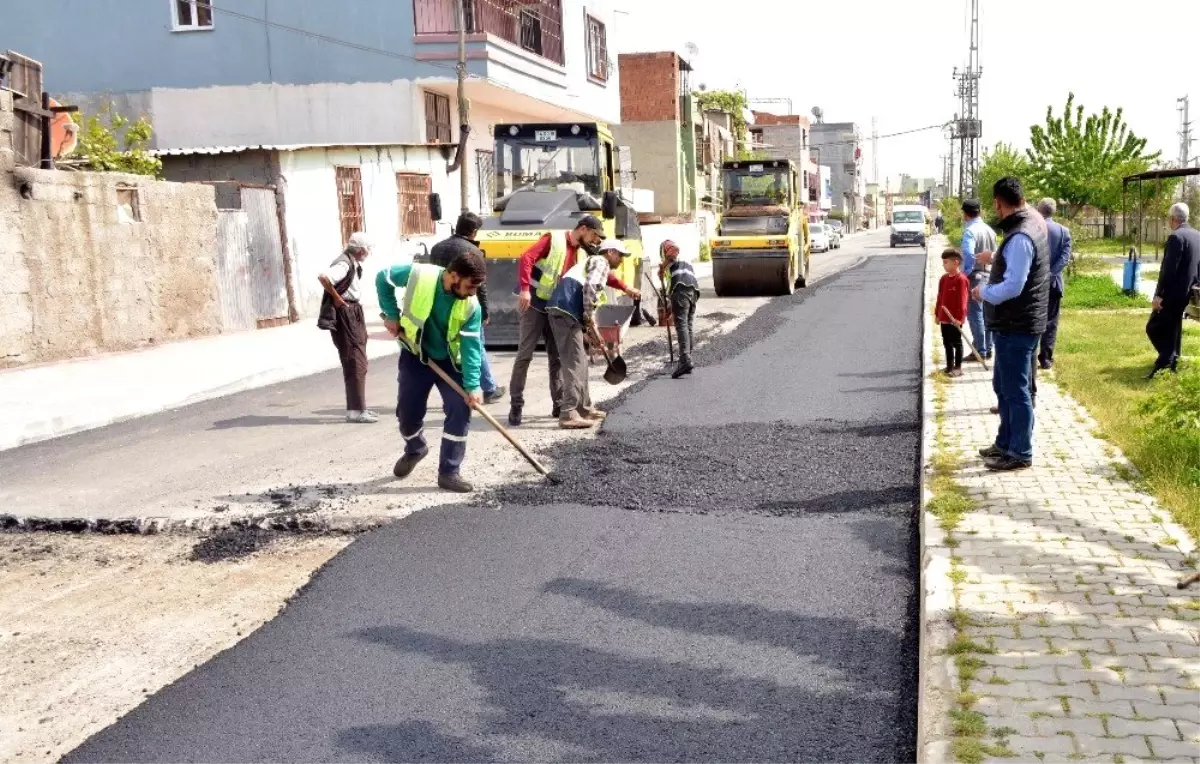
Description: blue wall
xmin=2 ymin=0 xmax=460 ymax=94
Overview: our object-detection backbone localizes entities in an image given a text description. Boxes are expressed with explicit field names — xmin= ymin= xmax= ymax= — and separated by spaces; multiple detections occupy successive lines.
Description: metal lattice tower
xmin=1180 ymin=96 xmax=1194 ymax=168
xmin=952 ymin=0 xmax=982 ymax=198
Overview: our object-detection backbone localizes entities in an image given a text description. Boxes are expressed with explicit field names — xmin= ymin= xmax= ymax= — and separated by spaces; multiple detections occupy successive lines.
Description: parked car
xmin=826 ymin=221 xmax=843 ymax=248
xmin=810 ymin=223 xmax=831 ymax=253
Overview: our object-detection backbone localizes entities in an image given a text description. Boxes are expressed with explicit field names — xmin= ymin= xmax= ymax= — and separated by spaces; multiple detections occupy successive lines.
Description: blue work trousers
xmin=397 ymin=350 xmax=472 ymax=475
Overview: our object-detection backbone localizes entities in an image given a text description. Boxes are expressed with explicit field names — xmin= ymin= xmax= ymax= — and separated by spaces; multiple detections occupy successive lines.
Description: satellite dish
xmin=811 ymin=106 xmax=824 ymax=123
xmin=684 ymin=42 xmax=699 ymax=59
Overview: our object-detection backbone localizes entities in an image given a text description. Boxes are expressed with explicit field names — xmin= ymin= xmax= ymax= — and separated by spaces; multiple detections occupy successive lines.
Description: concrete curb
xmin=916 ymin=237 xmax=958 ymax=763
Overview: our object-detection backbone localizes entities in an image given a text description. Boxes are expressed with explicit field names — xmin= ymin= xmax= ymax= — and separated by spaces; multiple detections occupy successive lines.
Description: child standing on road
xmin=658 ymin=240 xmax=701 ymax=379
xmin=936 ymin=248 xmax=970 ymax=377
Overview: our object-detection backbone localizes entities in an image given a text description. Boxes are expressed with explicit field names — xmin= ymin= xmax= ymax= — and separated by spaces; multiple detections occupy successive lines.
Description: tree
xmin=1026 ymin=93 xmax=1160 ymax=219
xmin=978 ymin=142 xmax=1036 ymax=216
xmin=694 ymin=89 xmax=748 ymax=153
xmin=70 ymin=103 xmax=162 ymax=177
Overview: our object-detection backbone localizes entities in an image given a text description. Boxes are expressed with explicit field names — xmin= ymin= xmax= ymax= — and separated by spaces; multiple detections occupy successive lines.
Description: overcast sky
xmin=613 ymin=0 xmax=1197 ymax=185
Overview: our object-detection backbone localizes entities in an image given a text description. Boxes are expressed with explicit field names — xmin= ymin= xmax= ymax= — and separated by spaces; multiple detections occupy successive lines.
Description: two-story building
xmin=4 ymin=0 xmax=621 ymax=316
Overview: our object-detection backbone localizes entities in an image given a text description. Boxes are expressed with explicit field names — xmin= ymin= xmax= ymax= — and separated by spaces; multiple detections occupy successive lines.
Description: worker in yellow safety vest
xmin=377 ymin=249 xmax=487 ymax=493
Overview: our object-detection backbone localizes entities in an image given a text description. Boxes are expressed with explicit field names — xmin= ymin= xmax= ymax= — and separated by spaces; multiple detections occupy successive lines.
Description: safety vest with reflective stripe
xmin=398 ymin=263 xmax=479 ymax=371
xmin=546 ymin=257 xmax=610 ymax=321
xmin=663 ymin=259 xmax=699 ymax=295
xmin=533 ymin=233 xmax=570 ymax=301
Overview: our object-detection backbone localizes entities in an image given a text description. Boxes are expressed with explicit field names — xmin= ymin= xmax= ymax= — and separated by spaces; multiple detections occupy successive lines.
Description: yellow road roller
xmin=710 ymin=159 xmax=810 ymax=297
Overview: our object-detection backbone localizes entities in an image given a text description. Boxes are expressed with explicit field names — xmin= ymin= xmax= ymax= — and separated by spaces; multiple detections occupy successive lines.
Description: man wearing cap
xmin=508 ymin=215 xmax=640 ymax=426
xmin=960 ymin=199 xmax=998 ymax=360
xmin=317 ymin=232 xmax=376 ymax=423
xmin=658 ymin=240 xmax=701 ymax=378
xmin=546 ymin=239 xmax=631 ymax=429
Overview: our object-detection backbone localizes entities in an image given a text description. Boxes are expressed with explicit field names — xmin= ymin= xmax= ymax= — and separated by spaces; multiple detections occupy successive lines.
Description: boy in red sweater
xmin=936 ymin=248 xmax=970 ymax=377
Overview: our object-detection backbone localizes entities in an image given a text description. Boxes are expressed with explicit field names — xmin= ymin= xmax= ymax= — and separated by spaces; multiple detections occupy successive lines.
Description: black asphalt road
xmin=65 ymin=248 xmax=926 ymax=763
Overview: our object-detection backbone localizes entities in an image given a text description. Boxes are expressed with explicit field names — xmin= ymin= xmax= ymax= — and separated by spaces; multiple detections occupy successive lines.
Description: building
xmin=810 ymin=121 xmax=864 ymax=231
xmin=3 ymin=0 xmax=621 ymax=215
xmin=748 ymin=111 xmax=819 ymax=216
xmin=4 ymin=0 xmax=622 ymax=318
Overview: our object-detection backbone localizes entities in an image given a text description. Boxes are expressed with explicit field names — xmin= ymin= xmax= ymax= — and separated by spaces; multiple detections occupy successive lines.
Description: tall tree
xmin=1026 ymin=93 xmax=1159 ymax=219
xmin=978 ymin=142 xmax=1036 ymax=217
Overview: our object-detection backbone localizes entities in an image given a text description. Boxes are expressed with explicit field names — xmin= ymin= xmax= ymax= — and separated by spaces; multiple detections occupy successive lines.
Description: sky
xmin=612 ymin=0 xmax=1198 ymax=186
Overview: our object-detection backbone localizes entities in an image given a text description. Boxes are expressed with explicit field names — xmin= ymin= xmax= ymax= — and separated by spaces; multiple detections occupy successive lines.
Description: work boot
xmin=437 ymin=473 xmax=474 ymax=493
xmin=508 ymin=405 xmax=523 ymax=427
xmin=671 ymin=360 xmax=694 ymax=379
xmin=581 ymin=407 xmax=607 ymax=421
xmin=559 ymin=412 xmax=595 ymax=430
xmin=347 ymin=409 xmax=379 ymax=424
xmin=393 ymin=449 xmax=429 ymax=479
xmin=484 ymin=386 xmax=507 ymax=405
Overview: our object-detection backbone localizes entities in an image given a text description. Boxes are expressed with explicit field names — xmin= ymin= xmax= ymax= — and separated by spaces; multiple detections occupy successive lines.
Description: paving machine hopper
xmin=710 ymin=159 xmax=810 ymax=297
xmin=476 ymin=122 xmax=644 ymax=346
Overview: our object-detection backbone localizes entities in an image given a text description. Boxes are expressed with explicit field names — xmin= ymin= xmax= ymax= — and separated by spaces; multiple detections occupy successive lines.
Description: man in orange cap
xmin=658 ymin=240 xmax=700 ymax=378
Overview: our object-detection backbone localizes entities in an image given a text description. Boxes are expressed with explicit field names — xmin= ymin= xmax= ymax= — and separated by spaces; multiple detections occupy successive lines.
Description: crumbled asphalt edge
xmin=189 ymin=527 xmax=280 ymax=563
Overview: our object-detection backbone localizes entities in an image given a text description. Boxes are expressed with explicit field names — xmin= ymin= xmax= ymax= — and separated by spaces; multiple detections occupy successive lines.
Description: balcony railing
xmin=414 ymin=0 xmax=565 ymax=66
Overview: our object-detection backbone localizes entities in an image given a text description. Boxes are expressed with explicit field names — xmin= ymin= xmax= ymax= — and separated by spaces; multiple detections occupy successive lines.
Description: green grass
xmin=1054 ymin=310 xmax=1200 ymax=541
xmin=1062 ymin=274 xmax=1150 ymax=310
xmin=1074 ymin=237 xmax=1134 ymax=256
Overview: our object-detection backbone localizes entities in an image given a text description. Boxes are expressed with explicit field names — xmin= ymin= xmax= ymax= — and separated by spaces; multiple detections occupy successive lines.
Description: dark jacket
xmin=429 ymin=234 xmax=488 ymax=320
xmin=1155 ymin=223 xmax=1200 ymax=309
xmin=1045 ymin=217 xmax=1072 ymax=293
xmin=986 ymin=206 xmax=1050 ymax=335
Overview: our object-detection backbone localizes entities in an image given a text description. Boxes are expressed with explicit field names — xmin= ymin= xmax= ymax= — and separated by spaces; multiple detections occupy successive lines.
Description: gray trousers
xmin=671 ymin=287 xmax=698 ymax=363
xmin=509 ymin=307 xmax=563 ymax=409
xmin=548 ymin=311 xmax=592 ymax=416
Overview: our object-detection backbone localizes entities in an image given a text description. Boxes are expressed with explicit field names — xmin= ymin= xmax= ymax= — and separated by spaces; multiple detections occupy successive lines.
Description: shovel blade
xmin=603 ymin=356 xmax=627 ymax=385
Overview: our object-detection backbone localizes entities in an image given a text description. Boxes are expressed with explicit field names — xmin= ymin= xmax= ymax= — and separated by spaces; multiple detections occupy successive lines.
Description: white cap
xmin=597 ymin=238 xmax=631 ymax=256
xmin=348 ymin=232 xmax=373 ymax=251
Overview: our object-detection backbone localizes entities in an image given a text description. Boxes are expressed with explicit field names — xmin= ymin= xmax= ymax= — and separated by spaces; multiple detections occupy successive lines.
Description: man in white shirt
xmin=318 ymin=232 xmax=376 ymax=423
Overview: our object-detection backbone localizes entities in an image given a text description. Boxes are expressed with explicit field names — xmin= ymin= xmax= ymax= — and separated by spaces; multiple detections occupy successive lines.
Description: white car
xmin=810 ymin=223 xmax=831 ymax=253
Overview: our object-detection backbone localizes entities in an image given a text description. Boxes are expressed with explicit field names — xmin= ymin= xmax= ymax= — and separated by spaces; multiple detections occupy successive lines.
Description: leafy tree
xmin=70 ymin=103 xmax=162 ymax=177
xmin=694 ymin=89 xmax=748 ymax=151
xmin=978 ymin=142 xmax=1036 ymax=217
xmin=1026 ymin=93 xmax=1159 ymax=219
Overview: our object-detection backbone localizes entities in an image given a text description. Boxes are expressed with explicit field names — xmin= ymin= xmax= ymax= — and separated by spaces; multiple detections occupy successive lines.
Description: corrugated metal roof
xmin=150 ymin=142 xmax=446 ymax=157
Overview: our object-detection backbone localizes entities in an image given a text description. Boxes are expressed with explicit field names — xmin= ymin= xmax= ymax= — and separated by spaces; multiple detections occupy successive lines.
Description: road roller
xmin=710 ymin=159 xmax=810 ymax=297
xmin=472 ymin=123 xmax=645 ymax=347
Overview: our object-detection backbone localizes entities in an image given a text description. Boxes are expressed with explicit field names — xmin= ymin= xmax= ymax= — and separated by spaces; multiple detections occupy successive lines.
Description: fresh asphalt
xmin=64 ymin=237 xmax=927 ymax=763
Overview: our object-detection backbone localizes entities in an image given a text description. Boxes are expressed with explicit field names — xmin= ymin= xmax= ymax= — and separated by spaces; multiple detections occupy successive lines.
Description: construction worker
xmin=546 ymin=239 xmax=632 ymax=430
xmin=376 ymin=250 xmax=487 ymax=493
xmin=509 ymin=215 xmax=640 ymax=426
xmin=658 ymin=239 xmax=700 ymax=378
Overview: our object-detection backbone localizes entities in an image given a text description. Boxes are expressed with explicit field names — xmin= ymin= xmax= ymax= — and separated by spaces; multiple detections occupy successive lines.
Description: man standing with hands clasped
xmin=317 ymin=232 xmax=377 ymax=424
xmin=1145 ymin=202 xmax=1199 ymax=379
xmin=971 ymin=177 xmax=1050 ymax=472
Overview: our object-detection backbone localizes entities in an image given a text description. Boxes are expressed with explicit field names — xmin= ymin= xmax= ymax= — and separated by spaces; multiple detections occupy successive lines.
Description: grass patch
xmin=1062 ymin=273 xmax=1150 ymax=310
xmin=948 ymin=637 xmax=996 ymax=655
xmin=1074 ymin=237 xmax=1134 ymax=257
xmin=1054 ymin=310 xmax=1200 ymax=541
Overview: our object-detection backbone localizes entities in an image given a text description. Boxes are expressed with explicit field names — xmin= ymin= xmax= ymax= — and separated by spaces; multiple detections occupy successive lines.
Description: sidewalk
xmin=0 ymin=320 xmax=402 ymax=452
xmin=918 ymin=247 xmax=1200 ymax=762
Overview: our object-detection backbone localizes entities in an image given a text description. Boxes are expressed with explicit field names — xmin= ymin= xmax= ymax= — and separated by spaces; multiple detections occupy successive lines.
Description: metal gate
xmin=215 ymin=186 xmax=290 ymax=331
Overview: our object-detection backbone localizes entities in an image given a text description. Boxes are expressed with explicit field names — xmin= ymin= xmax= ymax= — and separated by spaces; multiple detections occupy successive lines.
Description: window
xmin=397 ymin=173 xmax=434 ymax=236
xmin=519 ymin=9 xmax=544 ymax=57
xmin=172 ymin=0 xmax=213 ymax=30
xmin=424 ymin=91 xmax=452 ymax=144
xmin=335 ymin=167 xmax=365 ymax=247
xmin=116 ymin=186 xmax=141 ymax=224
xmin=585 ymin=15 xmax=608 ymax=81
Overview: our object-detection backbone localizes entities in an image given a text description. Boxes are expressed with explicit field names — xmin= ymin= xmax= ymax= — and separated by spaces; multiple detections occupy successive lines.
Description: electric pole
xmin=455 ymin=0 xmax=470 ymax=213
xmin=952 ymin=0 xmax=982 ymax=198
xmin=1179 ymin=96 xmax=1194 ymax=168
xmin=871 ymin=117 xmax=879 ymax=185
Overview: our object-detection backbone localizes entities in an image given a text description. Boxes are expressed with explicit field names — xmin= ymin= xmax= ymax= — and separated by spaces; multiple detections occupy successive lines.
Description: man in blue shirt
xmin=1036 ymin=198 xmax=1073 ymax=369
xmin=971 ymin=177 xmax=1050 ymax=471
xmin=960 ymin=199 xmax=998 ymax=359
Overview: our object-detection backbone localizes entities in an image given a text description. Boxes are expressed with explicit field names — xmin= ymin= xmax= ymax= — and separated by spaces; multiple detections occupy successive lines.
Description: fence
xmin=215 ymin=186 xmax=291 ymax=331
xmin=1 ymin=51 xmax=43 ymax=167
xmin=413 ymin=0 xmax=564 ymax=65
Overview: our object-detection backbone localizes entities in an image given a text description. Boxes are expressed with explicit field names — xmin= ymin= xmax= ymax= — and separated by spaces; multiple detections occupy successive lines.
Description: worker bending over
xmin=377 ymin=250 xmax=487 ymax=494
xmin=546 ymin=239 xmax=632 ymax=430
xmin=658 ymin=239 xmax=700 ymax=379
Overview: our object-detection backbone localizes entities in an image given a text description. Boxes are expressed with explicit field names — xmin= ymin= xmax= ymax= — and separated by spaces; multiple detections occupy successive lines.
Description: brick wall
xmin=618 ymin=52 xmax=680 ymax=123
xmin=0 ymin=92 xmax=223 ymax=368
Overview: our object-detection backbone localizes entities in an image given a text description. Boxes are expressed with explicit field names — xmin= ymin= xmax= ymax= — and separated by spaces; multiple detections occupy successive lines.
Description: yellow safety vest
xmin=399 ymin=263 xmax=479 ymax=371
xmin=534 ymin=233 xmax=569 ymax=301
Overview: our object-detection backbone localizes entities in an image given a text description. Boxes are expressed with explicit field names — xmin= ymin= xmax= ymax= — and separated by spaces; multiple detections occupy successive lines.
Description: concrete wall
xmin=276 ymin=145 xmax=460 ymax=318
xmin=0 ymin=92 xmax=221 ymax=368
xmin=611 ymin=121 xmax=682 ymax=215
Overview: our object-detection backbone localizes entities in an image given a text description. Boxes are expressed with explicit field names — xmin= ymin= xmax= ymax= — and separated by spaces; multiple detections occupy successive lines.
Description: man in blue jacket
xmin=1036 ymin=198 xmax=1072 ymax=369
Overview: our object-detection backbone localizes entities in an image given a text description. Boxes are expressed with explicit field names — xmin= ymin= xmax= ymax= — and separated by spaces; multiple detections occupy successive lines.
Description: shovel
xmin=585 ymin=320 xmax=627 ymax=385
xmin=941 ymin=306 xmax=989 ymax=371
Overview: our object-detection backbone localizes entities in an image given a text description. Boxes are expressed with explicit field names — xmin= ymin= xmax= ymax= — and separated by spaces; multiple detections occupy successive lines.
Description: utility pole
xmin=1179 ymin=96 xmax=1194 ymax=168
xmin=455 ymin=0 xmax=470 ymax=213
xmin=871 ymin=117 xmax=879 ymax=185
xmin=952 ymin=0 xmax=982 ymax=199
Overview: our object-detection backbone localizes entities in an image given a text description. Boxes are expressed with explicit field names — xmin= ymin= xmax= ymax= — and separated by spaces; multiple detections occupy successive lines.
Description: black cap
xmin=577 ymin=214 xmax=605 ymax=233
xmin=962 ymin=199 xmax=981 ymax=215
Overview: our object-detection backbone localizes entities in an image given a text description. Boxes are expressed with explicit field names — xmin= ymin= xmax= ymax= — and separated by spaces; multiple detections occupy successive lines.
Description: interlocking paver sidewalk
xmin=918 ymin=245 xmax=1200 ymax=764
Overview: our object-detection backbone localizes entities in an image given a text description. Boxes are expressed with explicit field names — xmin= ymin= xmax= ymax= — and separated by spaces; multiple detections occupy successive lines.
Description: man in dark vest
xmin=1146 ymin=202 xmax=1199 ymax=378
xmin=971 ymin=177 xmax=1050 ymax=471
xmin=658 ymin=240 xmax=701 ymax=378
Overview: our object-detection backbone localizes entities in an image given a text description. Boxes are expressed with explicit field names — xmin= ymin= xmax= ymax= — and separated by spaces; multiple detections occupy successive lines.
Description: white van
xmin=890 ymin=205 xmax=929 ymax=248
